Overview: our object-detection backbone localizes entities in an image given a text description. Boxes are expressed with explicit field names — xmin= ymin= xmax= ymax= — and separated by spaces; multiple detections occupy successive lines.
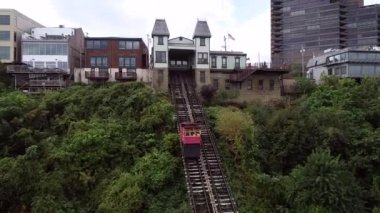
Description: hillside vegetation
xmin=210 ymin=77 xmax=380 ymax=212
xmin=0 ymin=83 xmax=189 ymax=212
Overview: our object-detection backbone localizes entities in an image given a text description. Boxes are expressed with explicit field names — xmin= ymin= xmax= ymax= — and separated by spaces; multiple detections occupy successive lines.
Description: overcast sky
xmin=3 ymin=0 xmax=380 ymax=62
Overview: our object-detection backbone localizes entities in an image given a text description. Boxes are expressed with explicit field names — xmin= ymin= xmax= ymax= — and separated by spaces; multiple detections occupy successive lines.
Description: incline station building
xmin=150 ymin=19 xmax=289 ymax=102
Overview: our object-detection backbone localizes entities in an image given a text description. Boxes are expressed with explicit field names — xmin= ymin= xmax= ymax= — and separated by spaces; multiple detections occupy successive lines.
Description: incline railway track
xmin=170 ymin=72 xmax=238 ymax=213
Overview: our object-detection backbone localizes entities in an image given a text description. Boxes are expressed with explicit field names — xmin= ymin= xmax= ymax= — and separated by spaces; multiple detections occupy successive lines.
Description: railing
xmin=85 ymin=71 xmax=109 ymax=79
xmin=247 ymin=62 xmax=291 ymax=70
xmin=29 ymin=80 xmax=66 ymax=87
xmin=229 ymin=63 xmax=291 ymax=82
xmin=169 ymin=64 xmax=192 ymax=70
xmin=7 ymin=65 xmax=67 ymax=73
xmin=114 ymin=72 xmax=137 ymax=80
xmin=168 ymin=43 xmax=195 ymax=47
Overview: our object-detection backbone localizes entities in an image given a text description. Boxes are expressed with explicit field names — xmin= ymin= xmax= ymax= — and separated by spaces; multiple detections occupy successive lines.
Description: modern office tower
xmin=0 ymin=9 xmax=43 ymax=63
xmin=347 ymin=4 xmax=380 ymax=47
xmin=271 ymin=0 xmax=380 ymax=66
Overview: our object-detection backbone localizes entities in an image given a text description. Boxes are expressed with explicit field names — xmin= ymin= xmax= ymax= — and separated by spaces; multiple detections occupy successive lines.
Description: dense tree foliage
xmin=0 ymin=62 xmax=11 ymax=89
xmin=210 ymin=77 xmax=380 ymax=212
xmin=0 ymin=83 xmax=189 ymax=212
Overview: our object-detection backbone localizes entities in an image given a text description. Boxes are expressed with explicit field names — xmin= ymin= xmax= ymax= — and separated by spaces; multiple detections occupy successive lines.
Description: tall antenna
xmin=224 ymin=36 xmax=227 ymax=51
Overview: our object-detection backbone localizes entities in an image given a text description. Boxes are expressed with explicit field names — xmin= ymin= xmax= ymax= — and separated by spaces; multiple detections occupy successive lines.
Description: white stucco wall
xmin=307 ymin=66 xmax=328 ymax=84
xmin=74 ymin=68 xmax=150 ymax=84
xmin=212 ymin=54 xmax=246 ymax=69
xmin=194 ymin=37 xmax=210 ymax=69
xmin=153 ymin=36 xmax=169 ymax=69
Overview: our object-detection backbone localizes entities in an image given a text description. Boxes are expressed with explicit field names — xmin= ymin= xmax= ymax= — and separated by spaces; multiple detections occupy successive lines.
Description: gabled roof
xmin=152 ymin=19 xmax=170 ymax=37
xmin=193 ymin=20 xmax=211 ymax=38
xmin=168 ymin=36 xmax=193 ymax=42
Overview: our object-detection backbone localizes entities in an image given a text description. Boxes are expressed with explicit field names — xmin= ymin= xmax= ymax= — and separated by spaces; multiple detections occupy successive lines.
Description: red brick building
xmin=75 ymin=37 xmax=149 ymax=83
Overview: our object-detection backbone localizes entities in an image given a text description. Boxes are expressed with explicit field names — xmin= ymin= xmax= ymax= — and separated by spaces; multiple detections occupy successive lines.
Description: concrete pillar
xmin=152 ymin=68 xmax=169 ymax=92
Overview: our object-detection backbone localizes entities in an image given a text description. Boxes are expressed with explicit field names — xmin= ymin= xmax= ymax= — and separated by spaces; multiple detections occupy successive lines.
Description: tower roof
xmin=152 ymin=19 xmax=170 ymax=37
xmin=193 ymin=20 xmax=211 ymax=38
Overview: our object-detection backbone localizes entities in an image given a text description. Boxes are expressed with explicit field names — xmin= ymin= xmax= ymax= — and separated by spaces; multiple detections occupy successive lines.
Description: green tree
xmin=0 ymin=62 xmax=10 ymax=89
xmin=200 ymin=84 xmax=217 ymax=104
xmin=287 ymin=149 xmax=365 ymax=212
xmin=294 ymin=77 xmax=316 ymax=94
xmin=132 ymin=150 xmax=178 ymax=192
xmin=98 ymin=173 xmax=143 ymax=213
xmin=215 ymin=107 xmax=252 ymax=159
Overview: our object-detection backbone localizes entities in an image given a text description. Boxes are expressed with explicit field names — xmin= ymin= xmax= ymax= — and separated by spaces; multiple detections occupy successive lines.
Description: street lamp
xmin=300 ymin=46 xmax=305 ymax=77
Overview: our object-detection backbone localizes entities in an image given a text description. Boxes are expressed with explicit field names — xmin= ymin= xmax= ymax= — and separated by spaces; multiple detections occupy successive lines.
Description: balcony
xmin=85 ymin=70 xmax=109 ymax=80
xmin=29 ymin=80 xmax=66 ymax=87
xmin=169 ymin=60 xmax=193 ymax=71
xmin=7 ymin=65 xmax=67 ymax=74
xmin=115 ymin=72 xmax=137 ymax=81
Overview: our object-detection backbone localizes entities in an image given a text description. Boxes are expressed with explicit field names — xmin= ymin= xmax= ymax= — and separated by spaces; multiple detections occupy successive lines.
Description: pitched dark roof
xmin=152 ymin=19 xmax=169 ymax=36
xmin=193 ymin=20 xmax=211 ymax=38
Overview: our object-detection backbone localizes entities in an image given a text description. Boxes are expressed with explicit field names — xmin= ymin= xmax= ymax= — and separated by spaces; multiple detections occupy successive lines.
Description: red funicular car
xmin=180 ymin=122 xmax=202 ymax=158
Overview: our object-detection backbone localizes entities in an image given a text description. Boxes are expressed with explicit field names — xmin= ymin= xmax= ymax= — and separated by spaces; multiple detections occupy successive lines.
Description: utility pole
xmin=224 ymin=36 xmax=227 ymax=51
xmin=300 ymin=45 xmax=305 ymax=77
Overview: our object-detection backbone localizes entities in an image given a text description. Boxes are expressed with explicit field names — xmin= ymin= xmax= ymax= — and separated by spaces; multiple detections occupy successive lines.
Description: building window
xmin=86 ymin=40 xmax=108 ymax=49
xmin=46 ymin=62 xmax=56 ymax=69
xmin=0 ymin=15 xmax=10 ymax=25
xmin=211 ymin=56 xmax=216 ymax=68
xmin=156 ymin=51 xmax=166 ymax=63
xmin=133 ymin=41 xmax=140 ymax=49
xmin=235 ymin=57 xmax=240 ymax=69
xmin=247 ymin=79 xmax=253 ymax=90
xmin=200 ymin=38 xmax=206 ymax=46
xmin=90 ymin=56 xmax=108 ymax=67
xmin=119 ymin=41 xmax=126 ymax=49
xmin=258 ymin=80 xmax=264 ymax=90
xmin=13 ymin=32 xmax=16 ymax=42
xmin=225 ymin=80 xmax=230 ymax=90
xmin=35 ymin=61 xmax=44 ymax=68
xmin=309 ymin=70 xmax=314 ymax=80
xmin=269 ymin=80 xmax=275 ymax=90
xmin=222 ymin=57 xmax=227 ymax=68
xmin=213 ymin=79 xmax=219 ymax=89
xmin=119 ymin=57 xmax=136 ymax=68
xmin=119 ymin=41 xmax=140 ymax=50
xmin=0 ymin=46 xmax=10 ymax=60
xmin=328 ymin=68 xmax=333 ymax=75
xmin=158 ymin=36 xmax=164 ymax=45
xmin=22 ymin=43 xmax=68 ymax=55
xmin=198 ymin=52 xmax=208 ymax=64
xmin=290 ymin=10 xmax=305 ymax=16
xmin=0 ymin=31 xmax=10 ymax=41
xmin=200 ymin=71 xmax=205 ymax=83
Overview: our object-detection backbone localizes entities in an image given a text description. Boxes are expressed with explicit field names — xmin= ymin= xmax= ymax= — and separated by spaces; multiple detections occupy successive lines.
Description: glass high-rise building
xmin=271 ymin=0 xmax=380 ymax=66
